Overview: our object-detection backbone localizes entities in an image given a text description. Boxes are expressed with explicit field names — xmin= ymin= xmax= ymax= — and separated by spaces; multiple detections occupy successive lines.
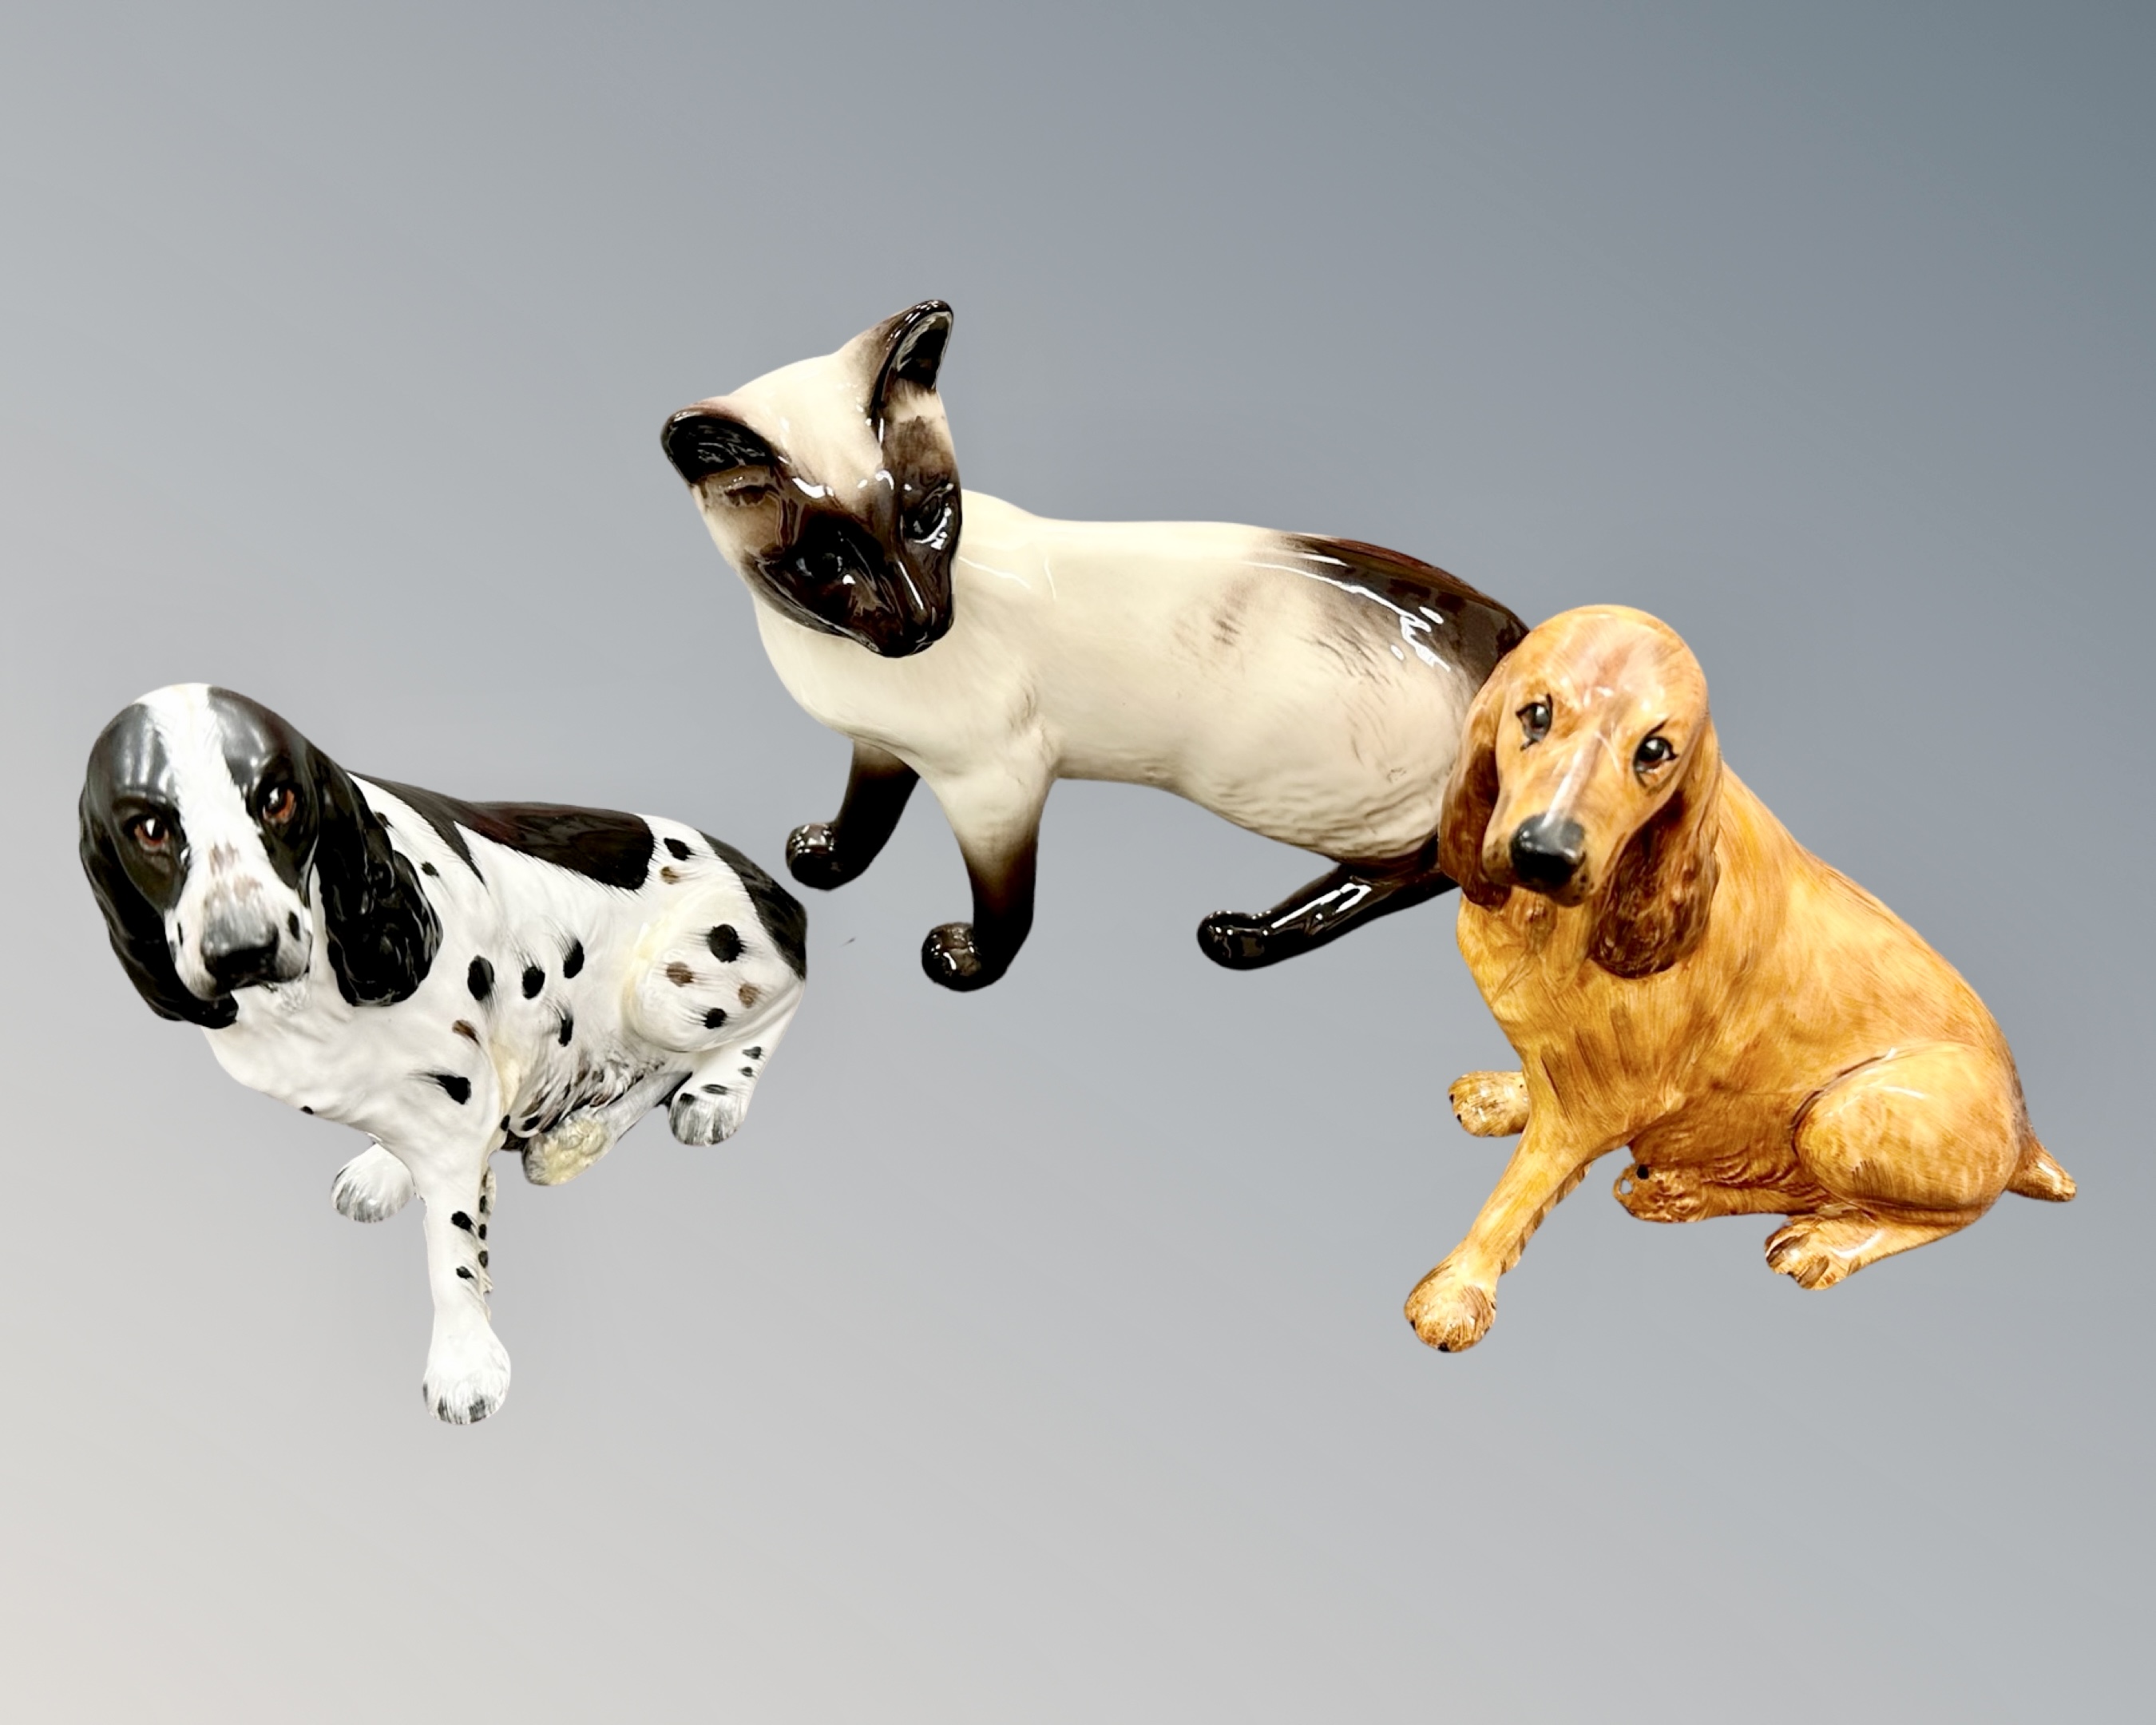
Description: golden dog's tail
xmin=2007 ymin=1139 xmax=2076 ymax=1202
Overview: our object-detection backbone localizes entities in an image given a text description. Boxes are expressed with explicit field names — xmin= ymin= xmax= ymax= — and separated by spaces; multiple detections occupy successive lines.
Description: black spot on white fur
xmin=703 ymin=1007 xmax=727 ymax=1029
xmin=77 ymin=686 xmax=807 ymax=1428
xmin=700 ymin=834 xmax=806 ymax=978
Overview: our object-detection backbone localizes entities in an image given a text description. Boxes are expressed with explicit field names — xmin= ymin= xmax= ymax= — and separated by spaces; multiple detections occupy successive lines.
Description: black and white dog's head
xmin=80 ymin=685 xmax=439 ymax=1026
xmin=662 ymin=299 xmax=961 ymax=658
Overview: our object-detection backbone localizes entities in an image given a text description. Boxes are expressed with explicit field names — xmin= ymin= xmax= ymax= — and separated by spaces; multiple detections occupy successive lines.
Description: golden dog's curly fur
xmin=1405 ymin=605 xmax=2071 ymax=1352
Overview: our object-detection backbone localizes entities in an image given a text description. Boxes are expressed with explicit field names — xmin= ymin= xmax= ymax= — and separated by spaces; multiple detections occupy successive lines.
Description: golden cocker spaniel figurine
xmin=1405 ymin=605 xmax=2073 ymax=1352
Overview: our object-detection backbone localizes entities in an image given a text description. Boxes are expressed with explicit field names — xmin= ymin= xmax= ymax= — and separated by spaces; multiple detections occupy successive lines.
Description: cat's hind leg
xmin=1199 ymin=841 xmax=1454 ymax=970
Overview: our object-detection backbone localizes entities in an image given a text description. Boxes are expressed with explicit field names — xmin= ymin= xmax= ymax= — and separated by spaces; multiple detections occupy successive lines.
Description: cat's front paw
xmin=785 ymin=822 xmax=851 ymax=891
xmin=921 ymin=922 xmax=1001 ymax=992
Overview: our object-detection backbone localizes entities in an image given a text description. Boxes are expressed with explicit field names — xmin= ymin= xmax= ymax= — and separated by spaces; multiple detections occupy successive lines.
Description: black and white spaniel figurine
xmin=664 ymin=300 xmax=1525 ymax=991
xmin=80 ymin=685 xmax=807 ymax=1423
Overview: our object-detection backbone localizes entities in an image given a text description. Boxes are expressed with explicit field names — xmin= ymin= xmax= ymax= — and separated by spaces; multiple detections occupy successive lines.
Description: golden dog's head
xmin=1437 ymin=605 xmax=1723 ymax=977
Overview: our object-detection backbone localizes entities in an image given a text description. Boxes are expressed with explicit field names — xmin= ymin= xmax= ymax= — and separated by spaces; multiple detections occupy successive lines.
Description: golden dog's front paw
xmin=1764 ymin=1215 xmax=1864 ymax=1289
xmin=1404 ymin=1263 xmax=1497 ymax=1352
xmin=1449 ymin=1071 xmax=1529 ymax=1138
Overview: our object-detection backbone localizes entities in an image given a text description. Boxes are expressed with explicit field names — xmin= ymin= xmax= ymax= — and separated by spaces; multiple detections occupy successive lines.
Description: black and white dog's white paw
xmin=667 ymin=1037 xmax=785 ymax=1144
xmin=668 ymin=1079 xmax=749 ymax=1146
xmin=332 ymin=1142 xmax=415 ymax=1223
xmin=422 ymin=1326 xmax=512 ymax=1425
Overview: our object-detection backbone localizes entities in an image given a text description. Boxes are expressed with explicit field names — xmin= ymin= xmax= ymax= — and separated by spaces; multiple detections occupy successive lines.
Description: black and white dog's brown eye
xmin=1518 ymin=700 xmax=1552 ymax=744
xmin=129 ymin=813 xmax=171 ymax=851
xmin=261 ymin=784 xmax=299 ymax=826
xmin=1635 ymin=734 xmax=1677 ymax=777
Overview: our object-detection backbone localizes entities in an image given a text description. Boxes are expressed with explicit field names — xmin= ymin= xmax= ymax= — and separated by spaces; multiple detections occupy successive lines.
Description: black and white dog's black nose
xmin=1509 ymin=814 xmax=1587 ymax=891
xmin=201 ymin=919 xmax=282 ymax=990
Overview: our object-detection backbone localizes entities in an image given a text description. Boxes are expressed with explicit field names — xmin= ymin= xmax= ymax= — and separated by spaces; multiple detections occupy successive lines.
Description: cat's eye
xmin=260 ymin=783 xmax=299 ymax=826
xmin=1518 ymin=699 xmax=1552 ymax=744
xmin=719 ymin=472 xmax=776 ymax=506
xmin=902 ymin=484 xmax=953 ymax=546
xmin=129 ymin=813 xmax=172 ymax=852
xmin=1635 ymin=734 xmax=1677 ymax=777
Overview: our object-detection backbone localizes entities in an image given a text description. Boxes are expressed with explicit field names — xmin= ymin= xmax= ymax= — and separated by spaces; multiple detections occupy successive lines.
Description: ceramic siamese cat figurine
xmin=664 ymin=301 xmax=1524 ymax=990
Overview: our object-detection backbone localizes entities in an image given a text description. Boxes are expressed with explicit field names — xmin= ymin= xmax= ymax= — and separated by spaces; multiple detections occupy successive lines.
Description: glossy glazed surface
xmin=1404 ymin=608 xmax=2072 ymax=1351
xmin=666 ymin=303 xmax=1523 ymax=989
xmin=80 ymin=685 xmax=807 ymax=1422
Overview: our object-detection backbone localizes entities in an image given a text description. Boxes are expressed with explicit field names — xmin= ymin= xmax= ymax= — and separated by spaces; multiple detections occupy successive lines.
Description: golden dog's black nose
xmin=1510 ymin=815 xmax=1585 ymax=890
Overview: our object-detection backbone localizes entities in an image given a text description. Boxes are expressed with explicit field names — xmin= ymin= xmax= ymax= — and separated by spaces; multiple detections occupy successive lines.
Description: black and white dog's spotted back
xmin=80 ymin=684 xmax=807 ymax=1423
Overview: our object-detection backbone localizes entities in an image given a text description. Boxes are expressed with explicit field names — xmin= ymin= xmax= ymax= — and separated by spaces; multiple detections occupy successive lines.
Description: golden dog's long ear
xmin=1590 ymin=720 xmax=1722 ymax=978
xmin=1438 ymin=673 xmax=1511 ymax=909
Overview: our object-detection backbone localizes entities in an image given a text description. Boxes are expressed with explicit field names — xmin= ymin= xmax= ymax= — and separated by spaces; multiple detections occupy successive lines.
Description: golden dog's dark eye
xmin=261 ymin=784 xmax=298 ymax=826
xmin=1518 ymin=700 xmax=1552 ymax=744
xmin=129 ymin=814 xmax=171 ymax=851
xmin=1635 ymin=734 xmax=1676 ymax=776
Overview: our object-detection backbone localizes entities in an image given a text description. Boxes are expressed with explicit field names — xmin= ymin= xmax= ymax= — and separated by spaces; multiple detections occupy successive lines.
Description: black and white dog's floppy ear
xmin=311 ymin=746 xmax=440 ymax=1008
xmin=869 ymin=299 xmax=953 ymax=426
xmin=77 ymin=781 xmax=237 ymax=1029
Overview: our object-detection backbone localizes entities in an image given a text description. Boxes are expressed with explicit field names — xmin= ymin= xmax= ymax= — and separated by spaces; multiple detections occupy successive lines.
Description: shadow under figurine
xmin=1403 ymin=606 xmax=2073 ymax=1352
xmin=663 ymin=300 xmax=1524 ymax=990
xmin=80 ymin=685 xmax=807 ymax=1422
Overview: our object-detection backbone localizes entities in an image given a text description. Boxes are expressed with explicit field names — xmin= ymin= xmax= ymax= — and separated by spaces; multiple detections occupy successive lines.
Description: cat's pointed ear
xmin=661 ymin=406 xmax=779 ymax=486
xmin=869 ymin=300 xmax=953 ymax=427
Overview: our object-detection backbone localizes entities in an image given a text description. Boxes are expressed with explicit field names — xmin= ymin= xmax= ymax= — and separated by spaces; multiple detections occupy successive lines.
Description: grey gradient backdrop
xmin=2 ymin=3 xmax=2150 ymax=1719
